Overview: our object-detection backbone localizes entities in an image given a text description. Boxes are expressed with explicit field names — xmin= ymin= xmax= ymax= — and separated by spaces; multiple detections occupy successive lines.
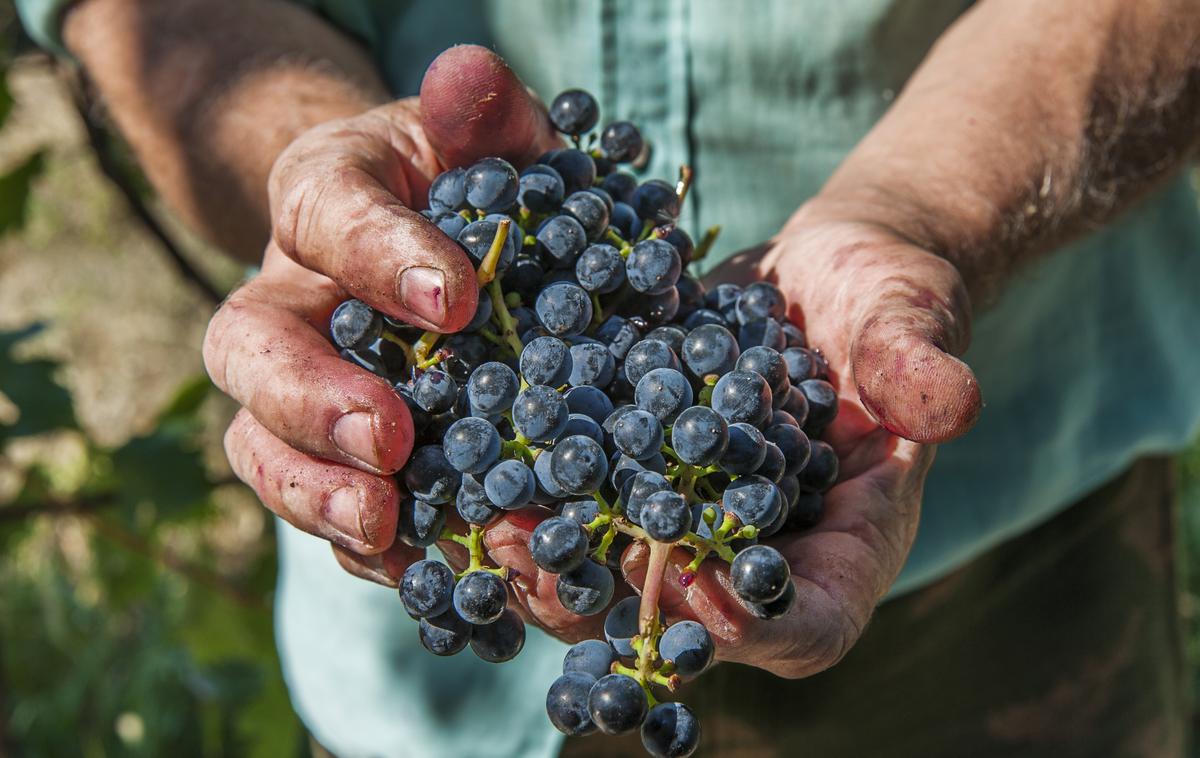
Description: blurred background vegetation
xmin=0 ymin=4 xmax=1197 ymax=757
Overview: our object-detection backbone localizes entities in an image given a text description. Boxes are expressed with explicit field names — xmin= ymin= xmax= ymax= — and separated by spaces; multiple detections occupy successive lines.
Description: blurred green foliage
xmin=0 ymin=26 xmax=304 ymax=756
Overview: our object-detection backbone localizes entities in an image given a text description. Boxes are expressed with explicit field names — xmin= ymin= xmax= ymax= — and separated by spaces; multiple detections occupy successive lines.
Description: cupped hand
xmin=204 ymin=45 xmax=559 ymax=585
xmin=622 ymin=208 xmax=982 ymax=678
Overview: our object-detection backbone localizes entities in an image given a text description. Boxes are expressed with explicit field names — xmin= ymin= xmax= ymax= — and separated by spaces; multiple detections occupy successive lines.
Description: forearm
xmin=801 ymin=0 xmax=1200 ymax=304
xmin=63 ymin=0 xmax=389 ymax=262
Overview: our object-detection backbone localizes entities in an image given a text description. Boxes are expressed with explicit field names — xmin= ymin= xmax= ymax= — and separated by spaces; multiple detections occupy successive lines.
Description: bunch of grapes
xmin=326 ymin=88 xmax=840 ymax=757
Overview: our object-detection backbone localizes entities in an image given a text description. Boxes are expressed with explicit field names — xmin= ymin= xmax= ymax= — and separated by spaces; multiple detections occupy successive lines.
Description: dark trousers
xmin=563 ymin=457 xmax=1189 ymax=757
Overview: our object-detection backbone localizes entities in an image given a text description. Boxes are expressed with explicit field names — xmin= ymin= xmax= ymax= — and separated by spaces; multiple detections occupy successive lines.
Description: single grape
xmin=594 ymin=315 xmax=641 ymax=360
xmin=502 ymin=255 xmax=546 ymax=303
xmin=467 ymin=361 xmax=520 ymax=416
xmin=549 ymin=89 xmax=599 ymax=136
xmin=799 ymin=439 xmax=840 ymax=492
xmin=738 ymin=317 xmax=787 ymax=352
xmin=631 ymin=179 xmax=681 ymax=224
xmin=624 ymin=339 xmax=681 ymax=386
xmin=428 ymin=167 xmax=467 ymax=213
xmin=453 ymin=570 xmax=508 ymax=625
xmin=470 ymin=608 xmax=526 ymax=662
xmin=400 ymin=559 xmax=455 ymax=618
xmin=412 ymin=370 xmax=457 ymax=414
xmin=536 ymin=282 xmax=593 ymax=336
xmin=601 ymin=172 xmax=638 ymax=204
xmin=641 ymin=490 xmax=692 ymax=541
xmin=612 ymin=409 xmax=664 ymax=461
xmin=799 ymin=378 xmax=839 ymax=430
xmin=418 ymin=608 xmax=472 ymax=656
xmin=644 ymin=324 xmax=688 ymax=354
xmin=658 ymin=620 xmax=714 ymax=680
xmin=457 ymin=219 xmax=519 ymax=274
xmin=783 ymin=322 xmax=806 ymax=348
xmin=600 ymin=121 xmax=643 ymax=162
xmin=681 ymin=323 xmax=740 ymax=378
xmin=556 ymin=413 xmax=605 ymax=446
xmin=735 ymin=282 xmax=786 ymax=324
xmin=558 ymin=499 xmax=601 ymax=528
xmin=517 ymin=164 xmax=565 ymax=212
xmin=730 ymin=544 xmax=791 ymax=604
xmin=557 ymin=559 xmax=615 ymax=616
xmin=711 ymin=370 xmax=773 ymax=428
xmin=681 ymin=308 xmax=726 ymax=331
xmin=641 ymin=702 xmax=701 ymax=758
xmin=484 ymin=458 xmax=536 ymax=510
xmin=547 ymin=672 xmax=598 ymax=736
xmin=464 ymin=157 xmax=519 ymax=213
xmin=575 ymin=244 xmax=626 ymax=293
xmin=542 ymin=148 xmax=597 ymax=195
xmin=443 ymin=416 xmax=501 ymax=474
xmin=536 ymin=214 xmax=589 ymax=269
xmin=704 ymin=283 xmax=743 ymax=324
xmin=430 ymin=211 xmax=468 ymax=241
xmin=723 ymin=475 xmax=785 ymax=529
xmin=513 ymin=385 xmax=570 ymax=442
xmin=396 ymin=497 xmax=446 ymax=548
xmin=764 ymin=424 xmax=812 ymax=477
xmin=662 ymin=228 xmax=696 ymax=268
xmin=690 ymin=501 xmax=724 ymax=540
xmin=565 ymin=385 xmax=615 ymax=424
xmin=737 ymin=346 xmax=790 ymax=403
xmin=564 ymin=638 xmax=617 ymax=679
xmin=534 ymin=449 xmax=572 ymax=500
xmin=609 ymin=201 xmax=640 ymax=239
xmin=588 ymin=674 xmax=649 ymax=735
xmin=330 ymin=299 xmax=382 ymax=351
xmin=456 ymin=473 xmax=502 ymax=526
xmin=621 ymin=285 xmax=680 ymax=326
xmin=754 ymin=441 xmax=786 ymax=483
xmin=626 ymin=239 xmax=682 ymax=295
xmin=745 ymin=579 xmax=796 ymax=620
xmin=520 ymin=336 xmax=573 ymax=387
xmin=621 ymin=471 xmax=672 ymax=525
xmin=551 ymin=435 xmax=609 ymax=494
xmin=671 ymin=405 xmax=729 ymax=466
xmin=403 ymin=445 xmax=459 ymax=504
xmin=603 ymin=596 xmax=646 ymax=657
xmin=634 ymin=367 xmax=693 ymax=423
xmin=562 ymin=191 xmax=610 ymax=241
xmin=782 ymin=347 xmax=818 ymax=383
xmin=569 ymin=341 xmax=616 ymax=387
xmin=781 ymin=383 xmax=811 ymax=427
xmin=587 ymin=186 xmax=614 ymax=213
xmin=529 ymin=516 xmax=590 ymax=573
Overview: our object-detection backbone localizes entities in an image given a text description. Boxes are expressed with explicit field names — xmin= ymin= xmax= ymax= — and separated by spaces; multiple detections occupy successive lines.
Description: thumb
xmin=850 ymin=268 xmax=981 ymax=444
xmin=420 ymin=44 xmax=561 ymax=168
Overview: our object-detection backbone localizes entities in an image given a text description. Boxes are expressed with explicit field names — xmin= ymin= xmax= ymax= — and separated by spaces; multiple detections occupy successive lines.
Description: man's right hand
xmin=202 ymin=46 xmax=559 ymax=585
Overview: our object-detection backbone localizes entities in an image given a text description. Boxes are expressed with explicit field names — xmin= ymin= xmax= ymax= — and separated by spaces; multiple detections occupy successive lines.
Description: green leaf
xmin=0 ymin=69 xmax=13 ymax=131
xmin=107 ymin=376 xmax=217 ymax=519
xmin=0 ymin=150 xmax=46 ymax=237
xmin=0 ymin=324 xmax=78 ymax=442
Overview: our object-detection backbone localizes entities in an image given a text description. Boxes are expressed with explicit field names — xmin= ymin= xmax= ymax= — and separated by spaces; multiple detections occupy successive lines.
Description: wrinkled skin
xmin=208 ymin=45 xmax=984 ymax=674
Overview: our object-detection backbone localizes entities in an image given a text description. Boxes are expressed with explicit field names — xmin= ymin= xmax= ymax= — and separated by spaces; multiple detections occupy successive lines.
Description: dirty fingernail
xmin=332 ymin=412 xmax=380 ymax=470
xmin=324 ymin=486 xmax=368 ymax=547
xmin=398 ymin=266 xmax=447 ymax=326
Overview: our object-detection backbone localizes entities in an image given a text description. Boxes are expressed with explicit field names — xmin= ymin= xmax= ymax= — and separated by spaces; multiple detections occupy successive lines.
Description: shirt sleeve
xmin=14 ymin=0 xmax=76 ymax=57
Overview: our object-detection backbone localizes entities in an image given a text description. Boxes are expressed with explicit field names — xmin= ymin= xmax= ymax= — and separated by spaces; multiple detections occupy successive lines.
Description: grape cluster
xmin=327 ymin=88 xmax=840 ymax=757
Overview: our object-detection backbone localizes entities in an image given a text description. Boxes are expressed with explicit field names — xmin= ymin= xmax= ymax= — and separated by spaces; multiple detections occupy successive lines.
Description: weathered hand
xmin=205 ymin=45 xmax=559 ymax=585
xmin=622 ymin=210 xmax=981 ymax=677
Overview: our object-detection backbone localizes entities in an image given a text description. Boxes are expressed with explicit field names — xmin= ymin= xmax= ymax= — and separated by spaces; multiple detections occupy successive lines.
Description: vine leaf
xmin=0 ymin=324 xmax=79 ymax=443
xmin=0 ymin=149 xmax=46 ymax=237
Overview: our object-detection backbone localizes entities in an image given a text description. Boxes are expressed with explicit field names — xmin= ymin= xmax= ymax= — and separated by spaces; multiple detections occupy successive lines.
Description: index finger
xmin=268 ymin=118 xmax=479 ymax=333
